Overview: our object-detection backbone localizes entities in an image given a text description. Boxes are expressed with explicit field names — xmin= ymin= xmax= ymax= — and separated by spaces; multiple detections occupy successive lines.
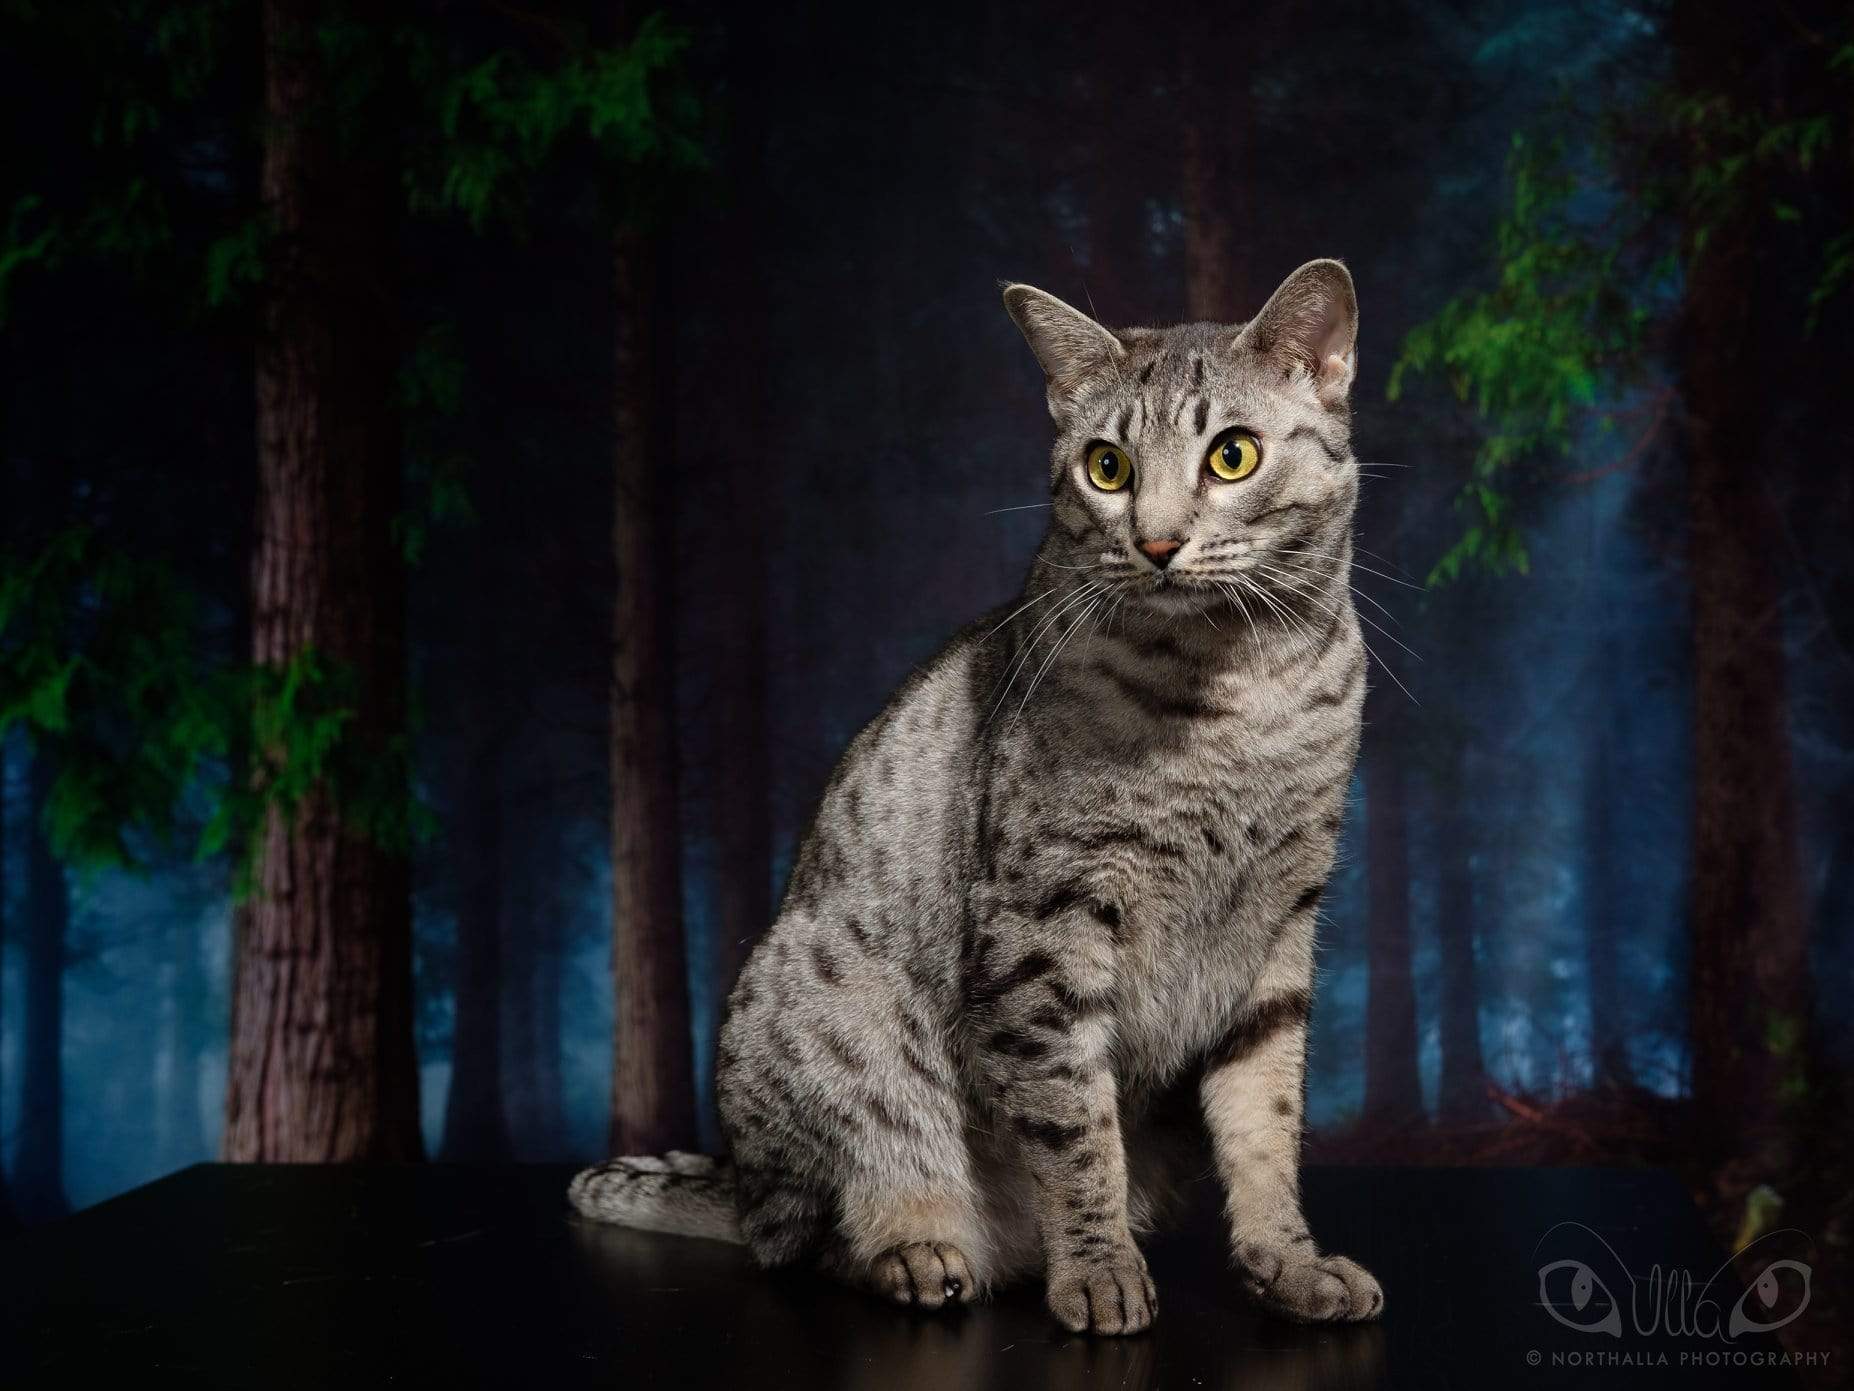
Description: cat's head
xmin=1004 ymin=260 xmax=1360 ymax=620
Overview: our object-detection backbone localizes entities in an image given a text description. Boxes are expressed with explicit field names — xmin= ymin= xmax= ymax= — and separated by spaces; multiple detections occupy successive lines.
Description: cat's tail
xmin=567 ymin=1150 xmax=744 ymax=1244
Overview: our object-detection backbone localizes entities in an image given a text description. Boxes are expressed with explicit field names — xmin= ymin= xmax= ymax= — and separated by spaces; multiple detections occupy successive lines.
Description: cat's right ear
xmin=1002 ymin=284 xmax=1125 ymax=416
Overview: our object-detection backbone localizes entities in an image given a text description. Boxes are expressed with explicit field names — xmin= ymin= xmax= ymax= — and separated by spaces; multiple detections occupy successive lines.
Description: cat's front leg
xmin=971 ymin=902 xmax=1156 ymax=1335
xmin=1201 ymin=929 xmax=1383 ymax=1323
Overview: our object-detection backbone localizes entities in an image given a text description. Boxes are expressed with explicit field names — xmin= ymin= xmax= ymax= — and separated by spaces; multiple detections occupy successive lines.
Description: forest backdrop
xmin=0 ymin=0 xmax=1850 ymax=1359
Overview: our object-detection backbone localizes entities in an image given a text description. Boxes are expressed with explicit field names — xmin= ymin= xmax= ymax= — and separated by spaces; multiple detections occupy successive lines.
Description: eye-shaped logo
xmin=1537 ymin=1259 xmax=1622 ymax=1337
xmin=1534 ymin=1223 xmax=1814 ymax=1344
xmin=1727 ymin=1259 xmax=1811 ymax=1338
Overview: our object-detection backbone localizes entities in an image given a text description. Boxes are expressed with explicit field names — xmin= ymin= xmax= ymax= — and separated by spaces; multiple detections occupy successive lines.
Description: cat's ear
xmin=1236 ymin=259 xmax=1358 ymax=409
xmin=1002 ymin=284 xmax=1125 ymax=414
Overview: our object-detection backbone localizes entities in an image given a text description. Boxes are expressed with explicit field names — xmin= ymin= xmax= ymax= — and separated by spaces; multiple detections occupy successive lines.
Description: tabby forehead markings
xmin=571 ymin=260 xmax=1385 ymax=1336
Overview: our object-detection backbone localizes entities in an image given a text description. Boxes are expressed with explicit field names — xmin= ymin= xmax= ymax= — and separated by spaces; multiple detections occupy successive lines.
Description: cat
xmin=569 ymin=259 xmax=1384 ymax=1336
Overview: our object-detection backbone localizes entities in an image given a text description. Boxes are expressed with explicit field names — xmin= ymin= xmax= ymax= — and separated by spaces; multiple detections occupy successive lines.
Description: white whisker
xmin=1351 ymin=544 xmax=1422 ymax=582
xmin=981 ymin=586 xmax=1061 ymax=642
xmin=1360 ymin=631 xmax=1420 ymax=706
xmin=1278 ymin=547 xmax=1427 ymax=592
xmin=1252 ymin=560 xmax=1423 ymax=665
xmin=1233 ymin=569 xmax=1320 ymax=649
xmin=986 ymin=580 xmax=1107 ymax=723
xmin=1267 ymin=555 xmax=1405 ymax=628
xmin=1018 ymin=592 xmax=1104 ymax=717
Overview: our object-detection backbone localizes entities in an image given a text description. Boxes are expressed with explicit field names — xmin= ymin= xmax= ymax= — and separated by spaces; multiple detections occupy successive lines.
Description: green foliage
xmin=0 ymin=532 xmax=433 ymax=886
xmin=1389 ymin=132 xmax=1668 ymax=587
xmin=397 ymin=322 xmax=478 ymax=566
xmin=405 ymin=12 xmax=707 ymax=232
xmin=0 ymin=0 xmax=256 ymax=325
xmin=0 ymin=4 xmax=714 ymax=880
xmin=1392 ymin=18 xmax=1854 ymax=586
xmin=0 ymin=195 xmax=58 ymax=323
xmin=203 ymin=648 xmax=436 ymax=893
xmin=2 ymin=5 xmax=709 ymax=315
xmin=202 ymin=216 xmax=269 ymax=309
xmin=0 ymin=529 xmax=227 ymax=870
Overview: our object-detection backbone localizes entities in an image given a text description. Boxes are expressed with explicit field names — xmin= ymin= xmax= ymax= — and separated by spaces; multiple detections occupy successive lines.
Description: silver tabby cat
xmin=570 ymin=259 xmax=1384 ymax=1336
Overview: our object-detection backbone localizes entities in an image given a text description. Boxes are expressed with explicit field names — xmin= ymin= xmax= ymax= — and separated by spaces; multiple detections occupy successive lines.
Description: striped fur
xmin=570 ymin=260 xmax=1384 ymax=1334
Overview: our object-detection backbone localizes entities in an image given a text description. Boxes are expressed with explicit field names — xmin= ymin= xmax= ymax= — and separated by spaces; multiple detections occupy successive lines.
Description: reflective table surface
xmin=0 ymin=1162 xmax=1803 ymax=1388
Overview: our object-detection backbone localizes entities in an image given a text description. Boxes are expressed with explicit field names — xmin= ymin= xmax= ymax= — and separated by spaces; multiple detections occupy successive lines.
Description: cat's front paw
xmin=1235 ymin=1239 xmax=1382 ymax=1323
xmin=1046 ymin=1243 xmax=1158 ymax=1335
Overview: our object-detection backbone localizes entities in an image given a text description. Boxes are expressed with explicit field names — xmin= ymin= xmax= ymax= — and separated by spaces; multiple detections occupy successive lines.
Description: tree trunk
xmin=609 ymin=225 xmax=694 ymax=1154
xmin=1583 ymin=695 xmax=1631 ymax=1088
xmin=18 ymin=753 xmax=70 ymax=1219
xmin=503 ymin=823 xmax=563 ymax=1154
xmin=1179 ymin=67 xmax=1248 ymax=319
xmin=1363 ymin=718 xmax=1423 ymax=1125
xmin=0 ymin=746 xmax=19 ymax=1233
xmin=440 ymin=737 xmax=512 ymax=1160
xmin=178 ymin=902 xmax=212 ymax=1157
xmin=1179 ymin=8 xmax=1268 ymax=321
xmin=223 ymin=0 xmax=420 ymax=1163
xmin=1673 ymin=1 xmax=1810 ymax=1171
xmin=1433 ymin=746 xmax=1487 ymax=1117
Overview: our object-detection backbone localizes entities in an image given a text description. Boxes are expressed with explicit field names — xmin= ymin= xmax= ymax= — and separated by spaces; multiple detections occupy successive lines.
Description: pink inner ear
xmin=1316 ymin=351 xmax=1353 ymax=404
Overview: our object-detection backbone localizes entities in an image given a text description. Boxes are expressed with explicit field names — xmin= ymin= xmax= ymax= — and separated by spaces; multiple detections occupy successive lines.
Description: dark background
xmin=0 ymin=0 xmax=1849 ymax=1374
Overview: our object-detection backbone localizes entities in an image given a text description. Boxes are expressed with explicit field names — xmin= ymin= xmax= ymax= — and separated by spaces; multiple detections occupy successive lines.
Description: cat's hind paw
xmin=870 ymin=1241 xmax=975 ymax=1311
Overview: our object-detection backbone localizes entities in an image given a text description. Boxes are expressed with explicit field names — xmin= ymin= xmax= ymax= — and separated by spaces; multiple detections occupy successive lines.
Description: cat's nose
xmin=1137 ymin=537 xmax=1183 ymax=568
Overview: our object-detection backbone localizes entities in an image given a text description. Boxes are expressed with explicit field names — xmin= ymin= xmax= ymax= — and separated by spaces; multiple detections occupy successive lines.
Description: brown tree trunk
xmin=1363 ymin=718 xmax=1423 ymax=1125
xmin=1179 ymin=13 xmax=1258 ymax=321
xmin=502 ymin=832 xmax=564 ymax=1153
xmin=1674 ymin=1 xmax=1810 ymax=1172
xmin=223 ymin=0 xmax=420 ymax=1163
xmin=18 ymin=754 xmax=69 ymax=1218
xmin=609 ymin=225 xmax=694 ymax=1154
xmin=1180 ymin=124 xmax=1245 ymax=321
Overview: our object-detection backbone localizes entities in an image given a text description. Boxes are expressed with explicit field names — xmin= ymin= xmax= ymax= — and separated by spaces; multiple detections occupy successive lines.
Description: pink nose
xmin=1138 ymin=538 xmax=1182 ymax=567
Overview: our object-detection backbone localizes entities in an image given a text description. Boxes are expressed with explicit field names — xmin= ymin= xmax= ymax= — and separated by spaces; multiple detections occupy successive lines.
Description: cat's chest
xmin=1003 ymin=685 xmax=1351 ymax=906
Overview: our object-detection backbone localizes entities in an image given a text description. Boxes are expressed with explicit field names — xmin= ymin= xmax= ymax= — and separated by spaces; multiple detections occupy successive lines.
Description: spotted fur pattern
xmin=570 ymin=260 xmax=1385 ymax=1334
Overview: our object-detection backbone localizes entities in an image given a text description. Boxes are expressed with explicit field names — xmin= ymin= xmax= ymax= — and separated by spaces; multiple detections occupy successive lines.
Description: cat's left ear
xmin=1003 ymin=284 xmax=1125 ymax=415
xmin=1236 ymin=259 xmax=1358 ymax=409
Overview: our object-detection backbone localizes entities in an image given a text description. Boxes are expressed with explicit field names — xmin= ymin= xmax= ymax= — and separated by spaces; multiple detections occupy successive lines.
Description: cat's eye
xmin=1207 ymin=430 xmax=1262 ymax=482
xmin=1086 ymin=443 xmax=1132 ymax=492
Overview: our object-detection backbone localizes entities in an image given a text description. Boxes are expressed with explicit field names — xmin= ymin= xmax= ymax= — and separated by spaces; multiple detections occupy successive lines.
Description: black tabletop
xmin=0 ymin=1162 xmax=1809 ymax=1389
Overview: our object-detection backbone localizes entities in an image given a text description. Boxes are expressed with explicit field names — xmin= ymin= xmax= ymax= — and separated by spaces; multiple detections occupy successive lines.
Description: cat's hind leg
xmin=829 ymin=991 xmax=991 ymax=1310
xmin=719 ymin=922 xmax=988 ymax=1311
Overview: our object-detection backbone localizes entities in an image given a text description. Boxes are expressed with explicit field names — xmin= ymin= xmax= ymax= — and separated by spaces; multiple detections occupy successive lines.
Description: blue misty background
xmin=0 ymin=0 xmax=1849 ymax=1222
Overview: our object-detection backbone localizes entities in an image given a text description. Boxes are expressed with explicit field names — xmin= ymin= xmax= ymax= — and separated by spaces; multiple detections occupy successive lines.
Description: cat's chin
xmin=1134 ymin=581 xmax=1221 ymax=616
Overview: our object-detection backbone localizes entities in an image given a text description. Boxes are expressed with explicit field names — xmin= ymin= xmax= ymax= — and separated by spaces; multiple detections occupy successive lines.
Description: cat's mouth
xmin=1138 ymin=575 xmax=1218 ymax=612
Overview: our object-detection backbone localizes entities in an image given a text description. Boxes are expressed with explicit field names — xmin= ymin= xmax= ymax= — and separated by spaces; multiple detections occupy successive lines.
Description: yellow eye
xmin=1086 ymin=443 xmax=1132 ymax=492
xmin=1207 ymin=431 xmax=1261 ymax=481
